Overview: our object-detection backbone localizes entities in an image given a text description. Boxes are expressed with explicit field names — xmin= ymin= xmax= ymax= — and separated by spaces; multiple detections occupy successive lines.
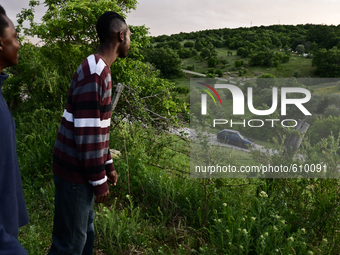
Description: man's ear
xmin=119 ymin=31 xmax=124 ymax=42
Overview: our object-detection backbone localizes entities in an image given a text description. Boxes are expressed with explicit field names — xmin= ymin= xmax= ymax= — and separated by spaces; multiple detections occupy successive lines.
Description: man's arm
xmin=0 ymin=224 xmax=27 ymax=255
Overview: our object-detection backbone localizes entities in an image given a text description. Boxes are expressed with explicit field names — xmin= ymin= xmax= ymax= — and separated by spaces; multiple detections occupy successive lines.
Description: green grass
xmin=180 ymin=47 xmax=317 ymax=79
xmin=15 ymin=111 xmax=340 ymax=254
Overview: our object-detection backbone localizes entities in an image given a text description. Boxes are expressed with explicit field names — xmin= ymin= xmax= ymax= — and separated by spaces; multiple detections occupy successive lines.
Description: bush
xmin=235 ymin=60 xmax=244 ymax=67
xmin=208 ymin=57 xmax=219 ymax=68
xmin=173 ymin=86 xmax=189 ymax=94
xmin=215 ymin=69 xmax=223 ymax=77
xmin=178 ymin=48 xmax=192 ymax=59
xmin=183 ymin=41 xmax=194 ymax=48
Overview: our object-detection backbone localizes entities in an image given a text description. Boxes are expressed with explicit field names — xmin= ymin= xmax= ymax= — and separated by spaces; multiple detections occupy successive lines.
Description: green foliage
xmin=144 ymin=47 xmax=182 ymax=78
xmin=308 ymin=116 xmax=340 ymax=145
xmin=199 ymin=43 xmax=218 ymax=59
xmin=208 ymin=57 xmax=219 ymax=68
xmin=312 ymin=47 xmax=340 ymax=77
xmin=194 ymin=40 xmax=204 ymax=51
xmin=235 ymin=60 xmax=244 ymax=67
xmin=249 ymin=49 xmax=283 ymax=67
xmin=15 ymin=109 xmax=60 ymax=184
xmin=4 ymin=42 xmax=91 ymax=112
xmin=177 ymin=48 xmax=192 ymax=59
xmin=8 ymin=0 xmax=186 ymax=129
xmin=16 ymin=113 xmax=340 ymax=254
xmin=17 ymin=0 xmax=138 ymax=48
xmin=167 ymin=40 xmax=182 ymax=50
xmin=296 ymin=44 xmax=305 ymax=54
xmin=183 ymin=41 xmax=194 ymax=48
xmin=215 ymin=69 xmax=223 ymax=77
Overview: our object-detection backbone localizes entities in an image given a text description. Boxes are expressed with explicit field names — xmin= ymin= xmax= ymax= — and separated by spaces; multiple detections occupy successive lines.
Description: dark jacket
xmin=0 ymin=72 xmax=28 ymax=254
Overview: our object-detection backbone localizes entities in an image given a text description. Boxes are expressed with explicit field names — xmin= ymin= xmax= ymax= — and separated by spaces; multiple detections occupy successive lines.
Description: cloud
xmin=127 ymin=0 xmax=340 ymax=36
xmin=3 ymin=0 xmax=340 ymax=39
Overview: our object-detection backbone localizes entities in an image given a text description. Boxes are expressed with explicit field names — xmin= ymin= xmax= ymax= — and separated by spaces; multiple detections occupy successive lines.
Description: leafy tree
xmin=199 ymin=43 xmax=217 ymax=59
xmin=194 ymin=41 xmax=203 ymax=51
xmin=215 ymin=69 xmax=223 ymax=77
xmin=183 ymin=41 xmax=194 ymax=48
xmin=178 ymin=48 xmax=192 ymax=59
xmin=255 ymin=74 xmax=276 ymax=88
xmin=167 ymin=40 xmax=182 ymax=50
xmin=312 ymin=47 xmax=340 ymax=77
xmin=296 ymin=44 xmax=305 ymax=54
xmin=308 ymin=116 xmax=340 ymax=145
xmin=324 ymin=104 xmax=340 ymax=117
xmin=8 ymin=0 xmax=185 ymax=127
xmin=191 ymin=48 xmax=198 ymax=57
xmin=234 ymin=60 xmax=243 ymax=67
xmin=208 ymin=57 xmax=219 ymax=68
xmin=144 ymin=48 xmax=182 ymax=78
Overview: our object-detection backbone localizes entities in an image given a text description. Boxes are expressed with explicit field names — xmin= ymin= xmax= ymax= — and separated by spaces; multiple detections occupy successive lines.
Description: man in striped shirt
xmin=48 ymin=11 xmax=131 ymax=255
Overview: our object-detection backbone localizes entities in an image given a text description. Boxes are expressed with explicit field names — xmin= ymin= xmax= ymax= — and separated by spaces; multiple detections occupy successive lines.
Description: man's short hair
xmin=96 ymin=11 xmax=128 ymax=44
xmin=0 ymin=5 xmax=9 ymax=37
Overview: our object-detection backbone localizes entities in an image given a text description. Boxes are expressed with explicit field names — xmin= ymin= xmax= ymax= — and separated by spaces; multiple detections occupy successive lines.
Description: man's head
xmin=96 ymin=11 xmax=131 ymax=58
xmin=0 ymin=5 xmax=19 ymax=71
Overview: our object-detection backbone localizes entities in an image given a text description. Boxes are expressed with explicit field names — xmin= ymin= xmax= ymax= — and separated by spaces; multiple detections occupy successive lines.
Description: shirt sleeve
xmin=0 ymin=224 xmax=27 ymax=255
xmin=72 ymin=73 xmax=111 ymax=196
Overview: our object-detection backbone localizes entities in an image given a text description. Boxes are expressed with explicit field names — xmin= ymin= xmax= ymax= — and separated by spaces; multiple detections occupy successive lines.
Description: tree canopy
xmin=5 ymin=0 xmax=187 ymax=129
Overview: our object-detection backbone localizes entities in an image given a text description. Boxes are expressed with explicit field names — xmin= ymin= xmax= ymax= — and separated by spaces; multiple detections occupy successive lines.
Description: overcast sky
xmin=3 ymin=0 xmax=340 ymax=38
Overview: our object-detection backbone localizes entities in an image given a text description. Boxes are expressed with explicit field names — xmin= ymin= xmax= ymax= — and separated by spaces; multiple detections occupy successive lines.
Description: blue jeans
xmin=48 ymin=175 xmax=95 ymax=255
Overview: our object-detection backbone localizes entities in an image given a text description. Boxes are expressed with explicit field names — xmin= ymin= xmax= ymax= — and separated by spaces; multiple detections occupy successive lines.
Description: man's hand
xmin=107 ymin=170 xmax=118 ymax=186
xmin=95 ymin=171 xmax=117 ymax=203
xmin=95 ymin=190 xmax=109 ymax=203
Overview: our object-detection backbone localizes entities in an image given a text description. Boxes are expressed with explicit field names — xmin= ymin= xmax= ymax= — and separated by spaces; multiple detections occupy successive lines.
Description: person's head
xmin=96 ymin=11 xmax=131 ymax=58
xmin=0 ymin=5 xmax=19 ymax=71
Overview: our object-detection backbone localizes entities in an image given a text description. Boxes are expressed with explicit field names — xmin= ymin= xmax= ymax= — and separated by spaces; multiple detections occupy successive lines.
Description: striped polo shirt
xmin=53 ymin=54 xmax=115 ymax=196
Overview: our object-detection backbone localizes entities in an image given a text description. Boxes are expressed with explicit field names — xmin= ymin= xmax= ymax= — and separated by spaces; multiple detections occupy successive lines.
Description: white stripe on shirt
xmin=74 ymin=118 xmax=111 ymax=128
xmin=105 ymin=159 xmax=113 ymax=165
xmin=63 ymin=109 xmax=74 ymax=123
xmin=87 ymin=55 xmax=106 ymax=76
xmin=88 ymin=176 xmax=107 ymax=186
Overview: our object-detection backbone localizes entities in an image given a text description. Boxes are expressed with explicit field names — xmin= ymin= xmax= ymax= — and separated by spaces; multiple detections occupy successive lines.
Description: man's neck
xmin=97 ymin=44 xmax=119 ymax=67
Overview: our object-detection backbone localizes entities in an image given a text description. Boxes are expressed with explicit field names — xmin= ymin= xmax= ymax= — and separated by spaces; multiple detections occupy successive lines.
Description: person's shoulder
xmin=87 ymin=54 xmax=110 ymax=76
xmin=74 ymin=54 xmax=110 ymax=83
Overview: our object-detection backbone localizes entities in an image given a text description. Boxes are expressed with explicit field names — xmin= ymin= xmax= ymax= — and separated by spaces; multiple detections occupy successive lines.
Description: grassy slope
xmin=174 ymin=45 xmax=317 ymax=89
